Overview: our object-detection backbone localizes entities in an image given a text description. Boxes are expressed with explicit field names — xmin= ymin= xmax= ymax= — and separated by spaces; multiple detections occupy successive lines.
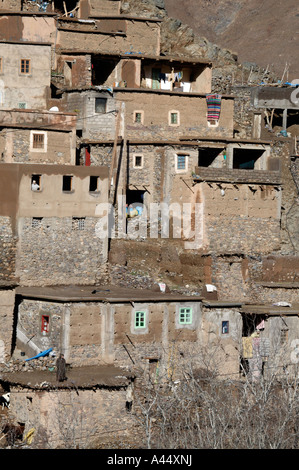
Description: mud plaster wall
xmin=0 ymin=43 xmax=51 ymax=110
xmin=262 ymin=256 xmax=299 ymax=283
xmin=58 ymin=55 xmax=92 ymax=89
xmin=88 ymin=0 xmax=121 ymax=16
xmin=0 ymin=289 xmax=16 ymax=361
xmin=201 ymin=307 xmax=242 ymax=377
xmin=116 ymin=91 xmax=234 ymax=140
xmin=113 ymin=301 xmax=205 ymax=374
xmin=68 ymin=303 xmax=103 ymax=365
xmin=0 ymin=0 xmax=21 ymax=11
xmin=10 ymin=386 xmax=135 ymax=449
xmin=0 ymin=15 xmax=56 ymax=43
xmin=56 ymin=19 xmax=159 ymax=56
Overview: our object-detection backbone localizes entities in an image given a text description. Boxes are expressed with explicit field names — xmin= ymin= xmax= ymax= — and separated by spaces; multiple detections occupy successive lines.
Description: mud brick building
xmin=0 ymin=163 xmax=109 ymax=288
xmin=0 ymin=0 xmax=299 ymax=450
xmin=0 ymin=41 xmax=52 ymax=110
xmin=0 ymin=109 xmax=77 ymax=164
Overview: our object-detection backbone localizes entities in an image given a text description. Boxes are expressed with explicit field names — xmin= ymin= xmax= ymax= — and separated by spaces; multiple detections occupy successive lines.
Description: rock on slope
xmin=164 ymin=0 xmax=299 ymax=80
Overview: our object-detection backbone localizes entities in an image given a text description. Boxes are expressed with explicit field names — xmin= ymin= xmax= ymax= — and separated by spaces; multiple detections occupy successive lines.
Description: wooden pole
xmin=109 ymin=109 xmax=122 ymax=198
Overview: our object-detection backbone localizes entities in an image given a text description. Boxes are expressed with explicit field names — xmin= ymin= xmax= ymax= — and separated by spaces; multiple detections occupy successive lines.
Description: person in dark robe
xmin=56 ymin=353 xmax=67 ymax=382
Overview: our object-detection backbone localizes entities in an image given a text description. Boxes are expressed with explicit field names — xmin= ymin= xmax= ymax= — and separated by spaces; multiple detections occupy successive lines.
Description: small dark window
xmin=134 ymin=155 xmax=143 ymax=168
xmin=41 ymin=315 xmax=49 ymax=334
xmin=134 ymin=112 xmax=142 ymax=123
xmin=95 ymin=98 xmax=107 ymax=114
xmin=63 ymin=175 xmax=73 ymax=192
xmin=281 ymin=329 xmax=288 ymax=344
xmin=222 ymin=321 xmax=229 ymax=334
xmin=31 ymin=175 xmax=41 ymax=191
xmin=89 ymin=176 xmax=99 ymax=192
xmin=32 ymin=217 xmax=43 ymax=228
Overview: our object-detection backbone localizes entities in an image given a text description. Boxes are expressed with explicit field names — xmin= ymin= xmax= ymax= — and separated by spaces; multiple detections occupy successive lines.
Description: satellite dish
xmin=49 ymin=106 xmax=59 ymax=112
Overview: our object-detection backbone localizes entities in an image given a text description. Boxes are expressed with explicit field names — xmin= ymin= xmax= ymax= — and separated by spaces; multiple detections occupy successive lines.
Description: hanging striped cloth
xmin=206 ymin=93 xmax=222 ymax=122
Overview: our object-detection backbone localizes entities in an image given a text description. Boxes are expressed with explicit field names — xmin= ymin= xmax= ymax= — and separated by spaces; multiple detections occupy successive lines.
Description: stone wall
xmin=66 ymin=90 xmax=116 ymax=139
xmin=0 ymin=217 xmax=17 ymax=283
xmin=10 ymin=386 xmax=136 ymax=448
xmin=18 ymin=299 xmax=65 ymax=354
xmin=0 ymin=288 xmax=16 ymax=362
xmin=17 ymin=217 xmax=108 ymax=286
xmin=0 ymin=128 xmax=75 ymax=165
xmin=205 ymin=217 xmax=280 ymax=255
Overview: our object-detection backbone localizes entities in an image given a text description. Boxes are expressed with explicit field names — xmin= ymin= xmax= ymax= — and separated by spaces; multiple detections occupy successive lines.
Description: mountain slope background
xmin=163 ymin=0 xmax=299 ymax=81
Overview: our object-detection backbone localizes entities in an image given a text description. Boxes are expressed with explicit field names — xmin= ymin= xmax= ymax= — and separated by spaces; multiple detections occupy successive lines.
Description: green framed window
xmin=135 ymin=311 xmax=146 ymax=328
xmin=179 ymin=307 xmax=192 ymax=325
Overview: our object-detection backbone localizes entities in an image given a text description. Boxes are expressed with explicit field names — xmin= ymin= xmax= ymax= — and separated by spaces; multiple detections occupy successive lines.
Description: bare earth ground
xmin=164 ymin=0 xmax=299 ymax=80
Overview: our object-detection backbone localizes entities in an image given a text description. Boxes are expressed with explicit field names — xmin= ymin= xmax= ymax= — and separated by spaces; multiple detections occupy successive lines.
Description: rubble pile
xmin=0 ymin=356 xmax=57 ymax=375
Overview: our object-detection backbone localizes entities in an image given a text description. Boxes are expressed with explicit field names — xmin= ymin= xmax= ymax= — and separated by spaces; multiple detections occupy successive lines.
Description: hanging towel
xmin=242 ymin=337 xmax=253 ymax=359
xmin=256 ymin=319 xmax=265 ymax=330
xmin=206 ymin=93 xmax=222 ymax=122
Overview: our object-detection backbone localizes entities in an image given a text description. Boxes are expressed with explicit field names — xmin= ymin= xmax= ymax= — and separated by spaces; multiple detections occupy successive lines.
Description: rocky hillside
xmin=164 ymin=0 xmax=299 ymax=81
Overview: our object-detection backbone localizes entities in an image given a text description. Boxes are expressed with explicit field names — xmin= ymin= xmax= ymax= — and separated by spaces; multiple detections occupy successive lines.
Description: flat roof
xmin=16 ymin=285 xmax=203 ymax=303
xmin=181 ymin=136 xmax=272 ymax=145
xmin=1 ymin=365 xmax=135 ymax=390
xmin=241 ymin=304 xmax=299 ymax=316
xmin=59 ymin=15 xmax=163 ymax=23
xmin=58 ymin=50 xmax=212 ymax=65
xmin=0 ymin=10 xmax=56 ymax=16
xmin=0 ymin=40 xmax=52 ymax=46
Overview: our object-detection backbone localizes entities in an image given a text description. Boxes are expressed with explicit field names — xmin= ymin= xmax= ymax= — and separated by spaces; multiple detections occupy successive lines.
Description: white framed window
xmin=207 ymin=119 xmax=219 ymax=128
xmin=133 ymin=154 xmax=144 ymax=169
xmin=30 ymin=131 xmax=47 ymax=152
xmin=169 ymin=110 xmax=180 ymax=126
xmin=133 ymin=110 xmax=144 ymax=124
xmin=175 ymin=153 xmax=188 ymax=173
